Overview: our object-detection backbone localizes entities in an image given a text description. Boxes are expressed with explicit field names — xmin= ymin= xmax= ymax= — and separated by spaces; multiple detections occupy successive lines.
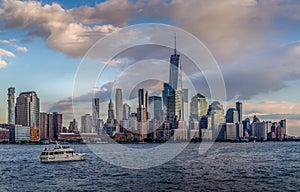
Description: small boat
xmin=40 ymin=142 xmax=85 ymax=162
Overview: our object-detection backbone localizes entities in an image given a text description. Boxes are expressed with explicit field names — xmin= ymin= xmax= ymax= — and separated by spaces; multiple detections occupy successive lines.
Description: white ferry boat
xmin=40 ymin=142 xmax=85 ymax=162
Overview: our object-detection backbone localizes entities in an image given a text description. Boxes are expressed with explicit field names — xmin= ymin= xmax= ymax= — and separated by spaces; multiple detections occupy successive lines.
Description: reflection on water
xmin=0 ymin=142 xmax=299 ymax=191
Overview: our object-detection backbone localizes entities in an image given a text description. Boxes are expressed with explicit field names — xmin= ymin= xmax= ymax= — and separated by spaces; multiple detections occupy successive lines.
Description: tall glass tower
xmin=7 ymin=87 xmax=15 ymax=124
xmin=115 ymin=88 xmax=123 ymax=122
xmin=92 ymin=98 xmax=100 ymax=128
xmin=166 ymin=34 xmax=183 ymax=125
xmin=15 ymin=91 xmax=40 ymax=127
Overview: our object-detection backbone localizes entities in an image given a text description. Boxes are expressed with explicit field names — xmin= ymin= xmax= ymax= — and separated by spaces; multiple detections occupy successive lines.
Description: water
xmin=0 ymin=142 xmax=299 ymax=191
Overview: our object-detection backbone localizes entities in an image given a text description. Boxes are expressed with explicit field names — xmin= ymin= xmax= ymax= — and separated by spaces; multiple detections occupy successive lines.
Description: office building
xmin=115 ymin=88 xmax=123 ymax=122
xmin=7 ymin=87 xmax=15 ymax=124
xmin=39 ymin=112 xmax=63 ymax=141
xmin=148 ymin=96 xmax=162 ymax=121
xmin=236 ymin=101 xmax=242 ymax=122
xmin=92 ymin=98 xmax=100 ymax=128
xmin=15 ymin=91 xmax=40 ymax=127
xmin=123 ymin=103 xmax=131 ymax=120
xmin=208 ymin=101 xmax=225 ymax=139
xmin=190 ymin=93 xmax=208 ymax=121
xmin=226 ymin=108 xmax=239 ymax=123
xmin=81 ymin=114 xmax=93 ymax=133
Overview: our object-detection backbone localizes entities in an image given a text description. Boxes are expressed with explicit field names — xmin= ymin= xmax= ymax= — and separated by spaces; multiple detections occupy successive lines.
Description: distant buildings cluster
xmin=0 ymin=37 xmax=289 ymax=143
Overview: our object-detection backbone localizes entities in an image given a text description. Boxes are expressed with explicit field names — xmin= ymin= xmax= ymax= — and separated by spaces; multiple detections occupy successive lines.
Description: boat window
xmin=50 ymin=152 xmax=53 ymax=155
xmin=41 ymin=152 xmax=47 ymax=155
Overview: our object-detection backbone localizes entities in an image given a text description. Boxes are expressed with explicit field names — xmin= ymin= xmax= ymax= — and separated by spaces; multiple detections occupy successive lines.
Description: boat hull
xmin=40 ymin=153 xmax=85 ymax=163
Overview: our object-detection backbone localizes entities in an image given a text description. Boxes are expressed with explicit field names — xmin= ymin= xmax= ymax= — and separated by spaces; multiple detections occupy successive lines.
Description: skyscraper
xmin=169 ymin=34 xmax=182 ymax=90
xmin=81 ymin=114 xmax=93 ymax=133
xmin=137 ymin=89 xmax=148 ymax=139
xmin=53 ymin=112 xmax=63 ymax=139
xmin=92 ymin=98 xmax=100 ymax=128
xmin=137 ymin=89 xmax=148 ymax=122
xmin=208 ymin=101 xmax=225 ymax=139
xmin=149 ymin=96 xmax=162 ymax=121
xmin=225 ymin=108 xmax=239 ymax=123
xmin=190 ymin=93 xmax=208 ymax=121
xmin=15 ymin=91 xmax=40 ymax=127
xmin=165 ymin=35 xmax=183 ymax=126
xmin=236 ymin=101 xmax=242 ymax=123
xmin=7 ymin=87 xmax=15 ymax=124
xmin=107 ymin=99 xmax=115 ymax=125
xmin=182 ymin=88 xmax=189 ymax=122
xmin=115 ymin=88 xmax=123 ymax=122
xmin=39 ymin=112 xmax=63 ymax=141
xmin=123 ymin=103 xmax=131 ymax=120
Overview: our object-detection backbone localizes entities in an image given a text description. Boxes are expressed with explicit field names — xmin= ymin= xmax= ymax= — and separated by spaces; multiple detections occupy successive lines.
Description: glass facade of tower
xmin=15 ymin=91 xmax=40 ymax=127
xmin=115 ymin=88 xmax=123 ymax=122
xmin=92 ymin=98 xmax=100 ymax=128
xmin=7 ymin=87 xmax=15 ymax=124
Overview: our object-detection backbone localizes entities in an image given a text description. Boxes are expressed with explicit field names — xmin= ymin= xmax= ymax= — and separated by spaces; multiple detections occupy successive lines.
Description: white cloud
xmin=0 ymin=0 xmax=119 ymax=57
xmin=15 ymin=46 xmax=27 ymax=52
xmin=0 ymin=47 xmax=15 ymax=68
xmin=0 ymin=59 xmax=8 ymax=68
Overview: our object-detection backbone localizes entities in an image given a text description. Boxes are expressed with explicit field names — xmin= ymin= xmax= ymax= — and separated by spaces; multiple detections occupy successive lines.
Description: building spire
xmin=174 ymin=32 xmax=177 ymax=55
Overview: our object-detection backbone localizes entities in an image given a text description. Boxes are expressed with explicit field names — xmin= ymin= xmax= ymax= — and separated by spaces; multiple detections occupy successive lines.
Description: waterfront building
xmin=236 ymin=101 xmax=242 ymax=122
xmin=190 ymin=93 xmax=208 ymax=121
xmin=81 ymin=114 xmax=93 ymax=133
xmin=7 ymin=87 xmax=15 ymax=124
xmin=164 ymin=35 xmax=184 ymax=128
xmin=148 ymin=96 xmax=162 ymax=121
xmin=92 ymin=98 xmax=100 ymax=129
xmin=15 ymin=91 xmax=40 ymax=127
xmin=252 ymin=121 xmax=268 ymax=141
xmin=208 ymin=101 xmax=225 ymax=139
xmin=182 ymin=88 xmax=189 ymax=122
xmin=39 ymin=112 xmax=63 ymax=141
xmin=115 ymin=88 xmax=123 ymax=122
xmin=226 ymin=108 xmax=239 ymax=123
xmin=69 ymin=118 xmax=78 ymax=133
xmin=123 ymin=103 xmax=131 ymax=120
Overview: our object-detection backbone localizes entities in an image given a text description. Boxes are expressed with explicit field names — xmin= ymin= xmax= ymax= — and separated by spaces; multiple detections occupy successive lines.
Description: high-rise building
xmin=208 ymin=101 xmax=225 ymax=139
xmin=107 ymin=99 xmax=115 ymax=125
xmin=53 ymin=112 xmax=62 ymax=139
xmin=39 ymin=112 xmax=63 ymax=141
xmin=252 ymin=121 xmax=268 ymax=140
xmin=148 ymin=96 xmax=162 ymax=121
xmin=169 ymin=35 xmax=182 ymax=90
xmin=81 ymin=114 xmax=93 ymax=133
xmin=165 ymin=35 xmax=183 ymax=127
xmin=137 ymin=89 xmax=148 ymax=122
xmin=7 ymin=87 xmax=15 ymax=124
xmin=182 ymin=88 xmax=189 ymax=122
xmin=115 ymin=88 xmax=123 ymax=122
xmin=280 ymin=119 xmax=287 ymax=136
xmin=236 ymin=101 xmax=242 ymax=123
xmin=123 ymin=103 xmax=131 ymax=120
xmin=92 ymin=98 xmax=100 ymax=128
xmin=15 ymin=91 xmax=40 ymax=127
xmin=190 ymin=93 xmax=208 ymax=121
xmin=69 ymin=118 xmax=78 ymax=133
xmin=39 ymin=112 xmax=48 ymax=140
xmin=225 ymin=108 xmax=239 ymax=123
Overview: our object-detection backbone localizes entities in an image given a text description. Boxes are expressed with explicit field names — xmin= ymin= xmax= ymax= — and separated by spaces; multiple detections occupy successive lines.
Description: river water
xmin=0 ymin=142 xmax=299 ymax=191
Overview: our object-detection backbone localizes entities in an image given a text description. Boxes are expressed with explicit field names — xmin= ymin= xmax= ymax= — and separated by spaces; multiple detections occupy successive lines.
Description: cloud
xmin=0 ymin=47 xmax=15 ymax=68
xmin=15 ymin=46 xmax=27 ymax=52
xmin=0 ymin=0 xmax=119 ymax=57
xmin=220 ymin=41 xmax=300 ymax=100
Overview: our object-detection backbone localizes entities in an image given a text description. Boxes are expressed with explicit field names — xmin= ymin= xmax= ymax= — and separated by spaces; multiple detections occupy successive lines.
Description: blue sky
xmin=0 ymin=0 xmax=300 ymax=136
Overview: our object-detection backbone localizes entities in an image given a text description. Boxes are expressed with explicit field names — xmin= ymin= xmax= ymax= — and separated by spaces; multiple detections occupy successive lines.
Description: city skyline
xmin=0 ymin=0 xmax=300 ymax=136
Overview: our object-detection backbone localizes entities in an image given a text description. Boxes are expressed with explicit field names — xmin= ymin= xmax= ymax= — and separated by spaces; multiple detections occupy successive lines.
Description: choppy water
xmin=0 ymin=142 xmax=299 ymax=191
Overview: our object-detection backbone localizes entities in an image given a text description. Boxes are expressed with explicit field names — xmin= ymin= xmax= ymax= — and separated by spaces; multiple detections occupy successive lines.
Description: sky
xmin=0 ymin=0 xmax=300 ymax=136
